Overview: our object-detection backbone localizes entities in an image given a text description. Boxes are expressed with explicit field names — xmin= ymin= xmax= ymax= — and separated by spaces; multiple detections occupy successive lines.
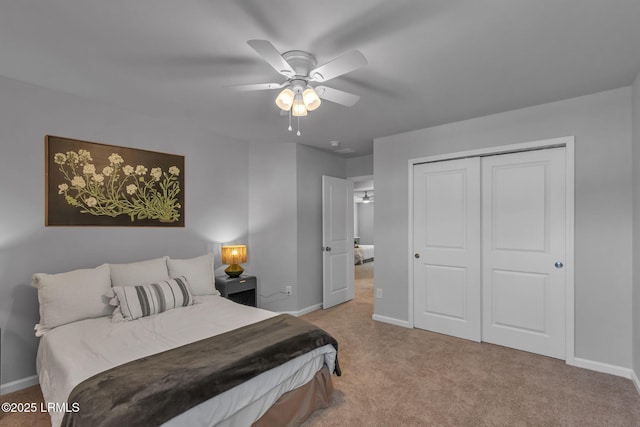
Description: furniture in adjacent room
xmin=354 ymin=244 xmax=374 ymax=264
xmin=215 ymin=274 xmax=257 ymax=307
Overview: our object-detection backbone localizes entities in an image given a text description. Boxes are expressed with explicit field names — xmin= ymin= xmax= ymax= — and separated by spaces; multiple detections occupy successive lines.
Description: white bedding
xmin=37 ymin=295 xmax=337 ymax=427
xmin=354 ymin=244 xmax=374 ymax=264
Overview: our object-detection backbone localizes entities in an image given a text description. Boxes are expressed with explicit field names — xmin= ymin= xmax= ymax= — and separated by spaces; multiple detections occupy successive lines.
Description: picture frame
xmin=45 ymin=135 xmax=185 ymax=227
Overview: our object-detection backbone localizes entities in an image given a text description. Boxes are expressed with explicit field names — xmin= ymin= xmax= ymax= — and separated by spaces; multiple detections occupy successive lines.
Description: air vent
xmin=334 ymin=148 xmax=355 ymax=154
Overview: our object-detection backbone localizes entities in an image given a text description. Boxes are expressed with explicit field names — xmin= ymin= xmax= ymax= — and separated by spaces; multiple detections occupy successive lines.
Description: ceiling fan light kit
xmin=237 ymin=39 xmax=368 ymax=136
xmin=275 ymin=79 xmax=320 ymax=117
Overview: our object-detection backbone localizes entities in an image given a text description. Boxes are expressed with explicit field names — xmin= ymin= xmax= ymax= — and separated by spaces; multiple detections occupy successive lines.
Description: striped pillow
xmin=110 ymin=277 xmax=195 ymax=322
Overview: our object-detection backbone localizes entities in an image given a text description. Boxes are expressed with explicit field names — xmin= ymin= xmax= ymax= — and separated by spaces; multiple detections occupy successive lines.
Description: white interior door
xmin=322 ymin=175 xmax=354 ymax=309
xmin=482 ymin=147 xmax=566 ymax=358
xmin=413 ymin=158 xmax=481 ymax=341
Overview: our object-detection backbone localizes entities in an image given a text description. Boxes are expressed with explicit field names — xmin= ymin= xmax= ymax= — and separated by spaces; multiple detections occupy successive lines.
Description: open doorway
xmin=350 ymin=176 xmax=374 ymax=303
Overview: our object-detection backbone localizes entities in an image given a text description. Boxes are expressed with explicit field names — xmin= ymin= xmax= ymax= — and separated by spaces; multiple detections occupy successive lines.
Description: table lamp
xmin=221 ymin=245 xmax=247 ymax=278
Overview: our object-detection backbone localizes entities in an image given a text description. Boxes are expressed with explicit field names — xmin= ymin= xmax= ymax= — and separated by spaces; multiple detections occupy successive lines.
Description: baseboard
xmin=570 ymin=357 xmax=633 ymax=379
xmin=0 ymin=375 xmax=39 ymax=395
xmin=631 ymin=370 xmax=640 ymax=395
xmin=372 ymin=314 xmax=412 ymax=328
xmin=280 ymin=303 xmax=322 ymax=317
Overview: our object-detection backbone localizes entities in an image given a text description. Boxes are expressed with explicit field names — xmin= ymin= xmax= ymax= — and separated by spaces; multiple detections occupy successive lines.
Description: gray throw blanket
xmin=62 ymin=314 xmax=340 ymax=427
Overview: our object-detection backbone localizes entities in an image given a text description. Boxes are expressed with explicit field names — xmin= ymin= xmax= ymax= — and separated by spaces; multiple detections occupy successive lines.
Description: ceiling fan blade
xmin=315 ymin=85 xmax=361 ymax=107
xmin=247 ymin=39 xmax=296 ymax=77
xmin=309 ymin=50 xmax=367 ymax=83
xmin=229 ymin=82 xmax=286 ymax=91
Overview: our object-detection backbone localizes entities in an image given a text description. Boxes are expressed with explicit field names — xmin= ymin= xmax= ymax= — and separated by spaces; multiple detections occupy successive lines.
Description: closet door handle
xmin=414 ymin=253 xmax=420 ymax=259
xmin=555 ymin=261 xmax=564 ymax=269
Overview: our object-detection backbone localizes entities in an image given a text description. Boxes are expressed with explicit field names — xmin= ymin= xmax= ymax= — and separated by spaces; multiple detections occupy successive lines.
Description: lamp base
xmin=225 ymin=264 xmax=244 ymax=278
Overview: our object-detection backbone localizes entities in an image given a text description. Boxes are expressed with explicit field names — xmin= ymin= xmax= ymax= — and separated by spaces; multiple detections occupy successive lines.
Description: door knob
xmin=555 ymin=261 xmax=564 ymax=269
xmin=414 ymin=253 xmax=420 ymax=259
xmin=326 ymin=247 xmax=332 ymax=252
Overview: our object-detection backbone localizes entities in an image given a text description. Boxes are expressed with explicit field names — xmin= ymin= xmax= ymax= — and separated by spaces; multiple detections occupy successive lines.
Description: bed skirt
xmin=253 ymin=366 xmax=333 ymax=427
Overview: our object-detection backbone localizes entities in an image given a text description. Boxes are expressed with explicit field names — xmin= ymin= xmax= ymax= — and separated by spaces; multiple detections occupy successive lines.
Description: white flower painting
xmin=47 ymin=136 xmax=184 ymax=226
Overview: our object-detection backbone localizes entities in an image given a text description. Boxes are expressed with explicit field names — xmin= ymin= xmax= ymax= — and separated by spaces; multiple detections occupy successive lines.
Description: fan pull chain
xmin=297 ymin=115 xmax=301 ymax=136
xmin=288 ymin=109 xmax=292 ymax=131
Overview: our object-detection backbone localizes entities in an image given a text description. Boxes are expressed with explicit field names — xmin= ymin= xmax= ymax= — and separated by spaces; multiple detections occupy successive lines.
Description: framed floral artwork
xmin=45 ymin=135 xmax=185 ymax=227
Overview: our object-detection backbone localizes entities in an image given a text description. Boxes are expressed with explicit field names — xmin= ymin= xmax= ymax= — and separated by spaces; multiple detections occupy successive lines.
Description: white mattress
xmin=37 ymin=295 xmax=337 ymax=427
xmin=354 ymin=244 xmax=374 ymax=264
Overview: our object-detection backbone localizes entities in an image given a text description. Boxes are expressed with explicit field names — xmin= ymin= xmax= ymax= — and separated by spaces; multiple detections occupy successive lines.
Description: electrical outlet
xmin=376 ymin=288 xmax=382 ymax=298
xmin=285 ymin=286 xmax=292 ymax=295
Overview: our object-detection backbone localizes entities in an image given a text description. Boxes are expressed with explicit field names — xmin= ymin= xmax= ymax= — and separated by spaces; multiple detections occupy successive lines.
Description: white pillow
xmin=31 ymin=264 xmax=112 ymax=337
xmin=109 ymin=256 xmax=169 ymax=287
xmin=167 ymin=253 xmax=219 ymax=296
xmin=109 ymin=277 xmax=195 ymax=322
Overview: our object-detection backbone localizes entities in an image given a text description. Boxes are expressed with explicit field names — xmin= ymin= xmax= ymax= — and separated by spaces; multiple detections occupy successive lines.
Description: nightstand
xmin=215 ymin=275 xmax=257 ymax=307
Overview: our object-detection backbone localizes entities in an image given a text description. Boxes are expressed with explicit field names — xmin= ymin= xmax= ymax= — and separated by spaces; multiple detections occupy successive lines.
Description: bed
xmin=32 ymin=255 xmax=339 ymax=427
xmin=354 ymin=244 xmax=374 ymax=264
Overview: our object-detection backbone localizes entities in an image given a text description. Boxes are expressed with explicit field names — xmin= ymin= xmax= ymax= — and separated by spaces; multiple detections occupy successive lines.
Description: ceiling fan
xmin=232 ymin=40 xmax=367 ymax=135
xmin=357 ymin=191 xmax=373 ymax=203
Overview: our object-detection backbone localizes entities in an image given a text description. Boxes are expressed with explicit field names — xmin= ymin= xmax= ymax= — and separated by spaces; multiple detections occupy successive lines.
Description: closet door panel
xmin=482 ymin=148 xmax=566 ymax=359
xmin=413 ymin=158 xmax=481 ymax=342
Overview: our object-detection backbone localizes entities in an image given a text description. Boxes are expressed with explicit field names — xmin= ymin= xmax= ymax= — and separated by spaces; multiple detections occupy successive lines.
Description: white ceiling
xmin=2 ymin=1 xmax=639 ymax=157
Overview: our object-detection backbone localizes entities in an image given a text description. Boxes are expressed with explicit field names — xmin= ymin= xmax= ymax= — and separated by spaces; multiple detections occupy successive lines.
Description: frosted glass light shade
xmin=302 ymin=87 xmax=321 ymax=111
xmin=292 ymin=94 xmax=308 ymax=117
xmin=275 ymin=87 xmax=294 ymax=111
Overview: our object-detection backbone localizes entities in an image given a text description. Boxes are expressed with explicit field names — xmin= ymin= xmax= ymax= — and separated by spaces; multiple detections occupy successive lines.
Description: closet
xmin=412 ymin=147 xmax=566 ymax=359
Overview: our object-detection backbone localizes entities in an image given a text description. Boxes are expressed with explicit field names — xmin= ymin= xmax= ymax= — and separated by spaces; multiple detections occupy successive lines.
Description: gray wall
xmin=374 ymin=87 xmax=633 ymax=368
xmin=296 ymin=145 xmax=346 ymax=310
xmin=248 ymin=142 xmax=298 ymax=313
xmin=633 ymin=71 xmax=640 ymax=377
xmin=346 ymin=154 xmax=373 ymax=177
xmin=0 ymin=76 xmax=249 ymax=386
xmin=248 ymin=143 xmax=346 ymax=313
xmin=357 ymin=203 xmax=374 ymax=245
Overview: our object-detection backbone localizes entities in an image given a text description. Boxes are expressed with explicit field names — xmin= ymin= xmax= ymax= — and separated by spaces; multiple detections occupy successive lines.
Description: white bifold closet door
xmin=413 ymin=147 xmax=566 ymax=359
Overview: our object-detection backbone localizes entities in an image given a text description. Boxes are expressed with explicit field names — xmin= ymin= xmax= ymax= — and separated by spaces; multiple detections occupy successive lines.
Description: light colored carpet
xmin=3 ymin=261 xmax=639 ymax=426
xmin=301 ymin=261 xmax=640 ymax=426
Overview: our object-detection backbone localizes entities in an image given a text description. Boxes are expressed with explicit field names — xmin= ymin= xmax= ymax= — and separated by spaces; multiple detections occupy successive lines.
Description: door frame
xmin=407 ymin=136 xmax=575 ymax=364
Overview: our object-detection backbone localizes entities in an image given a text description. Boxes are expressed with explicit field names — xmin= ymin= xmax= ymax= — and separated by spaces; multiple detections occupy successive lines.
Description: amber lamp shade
xmin=221 ymin=245 xmax=247 ymax=278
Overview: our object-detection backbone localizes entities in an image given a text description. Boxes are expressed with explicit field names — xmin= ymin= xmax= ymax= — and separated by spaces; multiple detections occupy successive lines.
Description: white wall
xmin=0 ymin=76 xmax=249 ymax=387
xmin=374 ymin=87 xmax=633 ymax=368
xmin=248 ymin=142 xmax=298 ymax=313
xmin=632 ymin=71 xmax=640 ymax=378
xmin=296 ymin=145 xmax=346 ymax=310
xmin=357 ymin=203 xmax=374 ymax=245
